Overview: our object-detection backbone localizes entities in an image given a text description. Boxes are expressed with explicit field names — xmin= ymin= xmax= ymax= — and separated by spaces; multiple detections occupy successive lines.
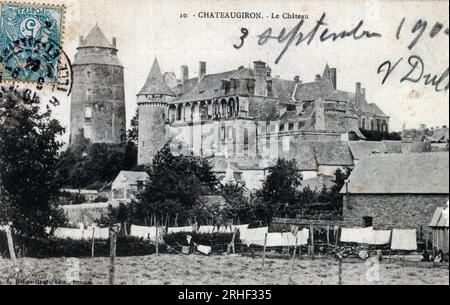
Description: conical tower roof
xmin=79 ymin=24 xmax=116 ymax=49
xmin=138 ymin=58 xmax=175 ymax=96
xmin=322 ymin=64 xmax=330 ymax=79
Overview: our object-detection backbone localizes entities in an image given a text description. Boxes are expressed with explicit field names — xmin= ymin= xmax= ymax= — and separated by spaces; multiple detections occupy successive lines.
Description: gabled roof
xmin=116 ymin=171 xmax=149 ymax=183
xmin=294 ymin=77 xmax=335 ymax=102
xmin=138 ymin=59 xmax=176 ymax=96
xmin=172 ymin=70 xmax=236 ymax=103
xmin=348 ymin=141 xmax=387 ymax=160
xmin=79 ymin=24 xmax=116 ymax=49
xmin=342 ymin=152 xmax=449 ymax=194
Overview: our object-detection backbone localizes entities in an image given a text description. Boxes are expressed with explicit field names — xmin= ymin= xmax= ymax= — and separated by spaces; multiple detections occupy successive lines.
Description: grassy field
xmin=0 ymin=254 xmax=448 ymax=285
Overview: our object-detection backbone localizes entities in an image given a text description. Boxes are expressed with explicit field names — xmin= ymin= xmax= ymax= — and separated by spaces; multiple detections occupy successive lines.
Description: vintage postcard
xmin=0 ymin=0 xmax=448 ymax=292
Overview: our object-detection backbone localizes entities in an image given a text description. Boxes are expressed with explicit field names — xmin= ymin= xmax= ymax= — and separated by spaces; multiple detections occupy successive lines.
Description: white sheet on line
xmin=340 ymin=227 xmax=392 ymax=245
xmin=167 ymin=226 xmax=194 ymax=234
xmin=232 ymin=224 xmax=249 ymax=233
xmin=251 ymin=229 xmax=310 ymax=247
xmin=239 ymin=227 xmax=269 ymax=246
xmin=198 ymin=225 xmax=215 ymax=234
xmin=53 ymin=228 xmax=84 ymax=240
xmin=391 ymin=229 xmax=417 ymax=251
xmin=130 ymin=225 xmax=165 ymax=242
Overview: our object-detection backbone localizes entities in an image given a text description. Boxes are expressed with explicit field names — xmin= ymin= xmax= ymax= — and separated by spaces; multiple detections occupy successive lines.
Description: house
xmin=111 ymin=171 xmax=149 ymax=201
xmin=341 ymin=152 xmax=449 ymax=234
xmin=428 ymin=202 xmax=449 ymax=254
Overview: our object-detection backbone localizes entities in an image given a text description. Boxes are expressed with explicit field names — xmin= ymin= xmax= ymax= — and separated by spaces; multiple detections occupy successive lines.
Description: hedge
xmin=0 ymin=231 xmax=235 ymax=259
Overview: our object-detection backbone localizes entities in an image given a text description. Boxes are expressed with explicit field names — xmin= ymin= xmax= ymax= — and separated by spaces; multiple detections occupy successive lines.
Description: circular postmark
xmin=0 ymin=37 xmax=73 ymax=97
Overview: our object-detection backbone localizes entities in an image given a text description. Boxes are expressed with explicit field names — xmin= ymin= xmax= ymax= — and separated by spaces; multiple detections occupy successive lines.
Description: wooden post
xmin=228 ymin=229 xmax=238 ymax=255
xmin=338 ymin=258 xmax=343 ymax=285
xmin=109 ymin=230 xmax=117 ymax=285
xmin=292 ymin=236 xmax=298 ymax=268
xmin=155 ymin=222 xmax=159 ymax=256
xmin=91 ymin=227 xmax=95 ymax=258
xmin=326 ymin=225 xmax=330 ymax=245
xmin=335 ymin=226 xmax=339 ymax=247
xmin=310 ymin=224 xmax=315 ymax=260
xmin=262 ymin=233 xmax=268 ymax=266
xmin=425 ymin=231 xmax=429 ymax=251
xmin=6 ymin=227 xmax=16 ymax=267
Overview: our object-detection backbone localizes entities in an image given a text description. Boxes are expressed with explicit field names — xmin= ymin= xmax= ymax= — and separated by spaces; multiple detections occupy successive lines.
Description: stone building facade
xmin=70 ymin=25 xmax=126 ymax=145
xmin=342 ymin=152 xmax=449 ymax=234
xmin=137 ymin=59 xmax=391 ymax=169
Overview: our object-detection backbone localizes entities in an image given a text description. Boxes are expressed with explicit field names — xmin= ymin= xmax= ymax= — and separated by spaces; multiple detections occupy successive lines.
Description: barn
xmin=428 ymin=202 xmax=449 ymax=254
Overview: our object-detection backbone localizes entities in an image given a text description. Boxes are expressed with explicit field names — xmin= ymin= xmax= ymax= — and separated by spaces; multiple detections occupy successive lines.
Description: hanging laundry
xmin=130 ymin=225 xmax=166 ymax=242
xmin=391 ymin=229 xmax=417 ymax=251
xmin=198 ymin=225 xmax=215 ymax=234
xmin=53 ymin=228 xmax=84 ymax=240
xmin=196 ymin=244 xmax=212 ymax=255
xmin=239 ymin=227 xmax=269 ymax=246
xmin=232 ymin=224 xmax=249 ymax=233
xmin=167 ymin=226 xmax=194 ymax=234
xmin=340 ymin=227 xmax=392 ymax=245
xmin=372 ymin=230 xmax=392 ymax=245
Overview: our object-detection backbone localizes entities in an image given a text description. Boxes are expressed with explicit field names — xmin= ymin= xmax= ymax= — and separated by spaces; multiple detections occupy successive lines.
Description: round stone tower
xmin=70 ymin=24 xmax=126 ymax=145
xmin=137 ymin=58 xmax=176 ymax=166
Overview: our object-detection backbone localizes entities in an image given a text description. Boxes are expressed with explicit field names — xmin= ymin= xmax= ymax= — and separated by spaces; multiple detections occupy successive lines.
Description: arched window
xmin=177 ymin=104 xmax=183 ymax=121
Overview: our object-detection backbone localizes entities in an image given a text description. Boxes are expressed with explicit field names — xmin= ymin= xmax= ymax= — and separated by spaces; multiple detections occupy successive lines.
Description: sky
xmin=20 ymin=0 xmax=449 ymax=145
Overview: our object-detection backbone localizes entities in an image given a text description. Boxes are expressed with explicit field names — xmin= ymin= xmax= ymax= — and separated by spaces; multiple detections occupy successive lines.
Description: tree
xmin=55 ymin=141 xmax=138 ymax=190
xmin=0 ymin=88 xmax=67 ymax=238
xmin=253 ymin=159 xmax=302 ymax=224
xmin=360 ymin=129 xmax=401 ymax=141
xmin=129 ymin=142 xmax=220 ymax=226
xmin=221 ymin=183 xmax=254 ymax=224
xmin=128 ymin=110 xmax=139 ymax=143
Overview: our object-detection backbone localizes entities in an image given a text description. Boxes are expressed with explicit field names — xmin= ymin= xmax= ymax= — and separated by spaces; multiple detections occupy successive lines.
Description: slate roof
xmin=348 ymin=141 xmax=387 ymax=160
xmin=79 ymin=24 xmax=116 ymax=49
xmin=342 ymin=152 xmax=449 ymax=194
xmin=138 ymin=59 xmax=176 ymax=96
xmin=279 ymin=141 xmax=318 ymax=171
xmin=171 ymin=70 xmax=236 ymax=103
xmin=313 ymin=141 xmax=354 ymax=166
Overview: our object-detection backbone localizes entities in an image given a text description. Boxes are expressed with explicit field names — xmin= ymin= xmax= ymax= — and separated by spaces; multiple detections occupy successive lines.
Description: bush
xmin=0 ymin=232 xmax=235 ymax=258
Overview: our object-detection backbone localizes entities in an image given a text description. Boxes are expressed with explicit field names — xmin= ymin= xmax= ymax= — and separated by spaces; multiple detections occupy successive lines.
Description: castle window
xmin=85 ymin=106 xmax=92 ymax=119
xmin=86 ymin=88 xmax=92 ymax=102
xmin=361 ymin=117 xmax=366 ymax=129
xmin=280 ymin=124 xmax=285 ymax=132
xmin=221 ymin=126 xmax=226 ymax=141
xmin=288 ymin=123 xmax=294 ymax=131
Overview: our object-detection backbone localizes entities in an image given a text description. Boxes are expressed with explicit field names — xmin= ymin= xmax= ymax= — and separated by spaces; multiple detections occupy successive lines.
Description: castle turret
xmin=137 ymin=58 xmax=176 ymax=166
xmin=70 ymin=24 xmax=126 ymax=145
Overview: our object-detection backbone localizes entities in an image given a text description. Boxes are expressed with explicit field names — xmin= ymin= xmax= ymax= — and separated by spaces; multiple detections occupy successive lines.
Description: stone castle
xmin=136 ymin=58 xmax=390 ymax=166
xmin=69 ymin=25 xmax=391 ymax=189
xmin=70 ymin=25 xmax=126 ymax=145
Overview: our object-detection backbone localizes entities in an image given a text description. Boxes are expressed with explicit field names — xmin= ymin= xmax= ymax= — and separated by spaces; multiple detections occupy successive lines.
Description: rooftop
xmin=342 ymin=152 xmax=449 ymax=194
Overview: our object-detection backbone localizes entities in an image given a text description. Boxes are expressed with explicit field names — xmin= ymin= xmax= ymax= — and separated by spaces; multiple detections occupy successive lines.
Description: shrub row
xmin=0 ymin=231 xmax=235 ymax=259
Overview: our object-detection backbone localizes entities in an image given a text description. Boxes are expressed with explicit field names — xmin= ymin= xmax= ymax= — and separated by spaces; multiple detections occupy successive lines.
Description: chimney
xmin=112 ymin=37 xmax=117 ymax=48
xmin=181 ymin=65 xmax=189 ymax=85
xmin=198 ymin=61 xmax=206 ymax=84
xmin=329 ymin=68 xmax=337 ymax=90
xmin=315 ymin=74 xmax=321 ymax=82
xmin=361 ymin=88 xmax=366 ymax=100
xmin=253 ymin=61 xmax=266 ymax=76
xmin=355 ymin=82 xmax=362 ymax=108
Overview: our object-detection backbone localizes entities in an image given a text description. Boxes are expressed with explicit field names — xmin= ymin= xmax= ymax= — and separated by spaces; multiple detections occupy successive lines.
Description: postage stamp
xmin=0 ymin=2 xmax=65 ymax=84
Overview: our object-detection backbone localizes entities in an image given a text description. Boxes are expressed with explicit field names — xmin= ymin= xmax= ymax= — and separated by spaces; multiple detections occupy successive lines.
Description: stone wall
xmin=343 ymin=194 xmax=449 ymax=233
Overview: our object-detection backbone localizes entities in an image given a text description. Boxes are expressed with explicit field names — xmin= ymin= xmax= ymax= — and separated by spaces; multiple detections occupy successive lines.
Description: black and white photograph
xmin=0 ymin=0 xmax=448 ymax=291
